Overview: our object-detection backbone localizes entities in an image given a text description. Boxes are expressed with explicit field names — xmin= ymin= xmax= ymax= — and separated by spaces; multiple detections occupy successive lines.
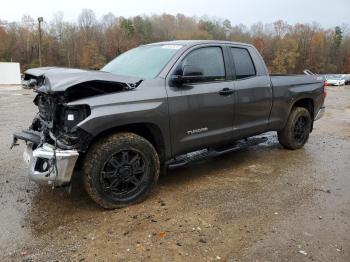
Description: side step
xmin=167 ymin=137 xmax=267 ymax=169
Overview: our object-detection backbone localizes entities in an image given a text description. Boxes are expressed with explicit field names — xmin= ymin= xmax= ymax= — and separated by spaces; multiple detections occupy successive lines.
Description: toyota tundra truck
xmin=12 ymin=40 xmax=326 ymax=209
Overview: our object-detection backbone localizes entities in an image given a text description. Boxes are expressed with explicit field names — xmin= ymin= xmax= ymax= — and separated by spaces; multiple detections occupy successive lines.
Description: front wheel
xmin=278 ymin=107 xmax=312 ymax=150
xmin=83 ymin=132 xmax=160 ymax=209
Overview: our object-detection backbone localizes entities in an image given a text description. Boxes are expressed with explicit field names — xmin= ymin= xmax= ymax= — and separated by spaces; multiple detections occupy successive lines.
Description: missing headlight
xmin=60 ymin=105 xmax=91 ymax=132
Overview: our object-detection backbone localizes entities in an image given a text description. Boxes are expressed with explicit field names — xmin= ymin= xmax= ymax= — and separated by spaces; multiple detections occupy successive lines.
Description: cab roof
xmin=147 ymin=40 xmax=252 ymax=48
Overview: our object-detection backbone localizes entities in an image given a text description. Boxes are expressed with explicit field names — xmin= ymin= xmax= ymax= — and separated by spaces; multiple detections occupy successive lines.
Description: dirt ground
xmin=0 ymin=85 xmax=349 ymax=262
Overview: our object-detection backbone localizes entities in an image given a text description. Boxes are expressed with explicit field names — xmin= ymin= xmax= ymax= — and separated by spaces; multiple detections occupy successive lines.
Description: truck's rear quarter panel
xmin=268 ymin=75 xmax=325 ymax=130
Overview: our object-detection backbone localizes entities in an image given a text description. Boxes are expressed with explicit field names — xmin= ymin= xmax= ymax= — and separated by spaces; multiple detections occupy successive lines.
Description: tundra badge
xmin=186 ymin=127 xmax=208 ymax=135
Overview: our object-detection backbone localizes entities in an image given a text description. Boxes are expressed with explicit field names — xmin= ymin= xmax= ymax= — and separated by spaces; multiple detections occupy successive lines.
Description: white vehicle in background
xmin=341 ymin=74 xmax=350 ymax=85
xmin=325 ymin=75 xmax=346 ymax=86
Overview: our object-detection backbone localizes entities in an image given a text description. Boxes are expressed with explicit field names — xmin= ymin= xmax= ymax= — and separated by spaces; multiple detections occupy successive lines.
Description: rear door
xmin=229 ymin=46 xmax=272 ymax=138
xmin=166 ymin=45 xmax=235 ymax=156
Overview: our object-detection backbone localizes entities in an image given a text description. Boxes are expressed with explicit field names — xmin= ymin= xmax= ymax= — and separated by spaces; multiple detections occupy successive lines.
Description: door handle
xmin=219 ymin=87 xmax=234 ymax=96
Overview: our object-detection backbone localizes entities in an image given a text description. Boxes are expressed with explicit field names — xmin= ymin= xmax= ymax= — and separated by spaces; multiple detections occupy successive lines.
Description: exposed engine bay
xmin=13 ymin=67 xmax=142 ymax=151
xmin=26 ymin=92 xmax=92 ymax=151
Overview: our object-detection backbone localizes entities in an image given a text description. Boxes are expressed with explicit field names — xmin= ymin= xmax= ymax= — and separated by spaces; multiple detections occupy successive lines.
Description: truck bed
xmin=270 ymin=74 xmax=324 ymax=87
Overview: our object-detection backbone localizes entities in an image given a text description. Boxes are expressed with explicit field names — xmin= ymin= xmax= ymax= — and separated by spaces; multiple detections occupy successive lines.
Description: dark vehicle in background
xmin=13 ymin=40 xmax=326 ymax=209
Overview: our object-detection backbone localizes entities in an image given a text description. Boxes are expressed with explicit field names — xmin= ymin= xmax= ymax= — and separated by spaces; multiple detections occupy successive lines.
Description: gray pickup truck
xmin=13 ymin=40 xmax=326 ymax=209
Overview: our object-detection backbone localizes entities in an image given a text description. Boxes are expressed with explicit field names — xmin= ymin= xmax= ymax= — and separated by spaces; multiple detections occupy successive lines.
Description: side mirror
xmin=171 ymin=65 xmax=204 ymax=85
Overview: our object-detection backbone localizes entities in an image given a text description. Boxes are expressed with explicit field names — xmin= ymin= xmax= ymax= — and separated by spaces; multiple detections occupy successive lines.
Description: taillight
xmin=323 ymin=81 xmax=327 ymax=98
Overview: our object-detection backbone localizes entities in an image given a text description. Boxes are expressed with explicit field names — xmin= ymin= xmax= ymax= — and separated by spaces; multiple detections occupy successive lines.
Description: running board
xmin=167 ymin=137 xmax=267 ymax=169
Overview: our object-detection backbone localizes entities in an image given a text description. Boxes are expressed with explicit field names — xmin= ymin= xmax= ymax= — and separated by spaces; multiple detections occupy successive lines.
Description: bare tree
xmin=0 ymin=12 xmax=348 ymax=74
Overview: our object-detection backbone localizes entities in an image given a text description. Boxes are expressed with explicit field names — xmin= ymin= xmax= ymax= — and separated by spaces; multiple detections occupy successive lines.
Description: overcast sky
xmin=1 ymin=0 xmax=349 ymax=28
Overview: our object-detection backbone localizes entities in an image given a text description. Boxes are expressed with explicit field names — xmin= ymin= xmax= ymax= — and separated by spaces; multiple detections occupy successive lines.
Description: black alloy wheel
xmin=100 ymin=150 xmax=147 ymax=199
xmin=293 ymin=116 xmax=308 ymax=144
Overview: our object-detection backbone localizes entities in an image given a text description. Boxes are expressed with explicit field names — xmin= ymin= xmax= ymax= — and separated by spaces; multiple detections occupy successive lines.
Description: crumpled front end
xmin=13 ymin=67 xmax=142 ymax=186
xmin=12 ymin=91 xmax=92 ymax=186
xmin=13 ymin=91 xmax=93 ymax=151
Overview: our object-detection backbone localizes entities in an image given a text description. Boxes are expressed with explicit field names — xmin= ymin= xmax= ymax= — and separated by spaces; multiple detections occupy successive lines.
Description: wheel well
xmin=293 ymin=98 xmax=314 ymax=119
xmin=292 ymin=98 xmax=314 ymax=131
xmin=88 ymin=123 xmax=166 ymax=162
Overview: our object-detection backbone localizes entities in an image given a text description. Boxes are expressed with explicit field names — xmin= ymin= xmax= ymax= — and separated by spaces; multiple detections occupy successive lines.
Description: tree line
xmin=0 ymin=9 xmax=349 ymax=74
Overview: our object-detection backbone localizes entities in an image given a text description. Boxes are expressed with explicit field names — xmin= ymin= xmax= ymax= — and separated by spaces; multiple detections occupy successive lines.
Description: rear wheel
xmin=278 ymin=107 xmax=312 ymax=150
xmin=83 ymin=132 xmax=160 ymax=209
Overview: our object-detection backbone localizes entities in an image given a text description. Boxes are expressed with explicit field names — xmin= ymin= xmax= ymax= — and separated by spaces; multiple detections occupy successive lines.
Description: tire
xmin=83 ymin=132 xmax=160 ymax=209
xmin=278 ymin=107 xmax=312 ymax=150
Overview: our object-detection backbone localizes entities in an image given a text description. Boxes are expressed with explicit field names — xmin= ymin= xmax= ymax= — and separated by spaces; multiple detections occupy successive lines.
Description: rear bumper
xmin=23 ymin=143 xmax=79 ymax=186
xmin=314 ymin=106 xmax=325 ymax=121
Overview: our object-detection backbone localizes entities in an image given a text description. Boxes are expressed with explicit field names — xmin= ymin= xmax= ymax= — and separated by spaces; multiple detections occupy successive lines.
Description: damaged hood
xmin=24 ymin=67 xmax=143 ymax=93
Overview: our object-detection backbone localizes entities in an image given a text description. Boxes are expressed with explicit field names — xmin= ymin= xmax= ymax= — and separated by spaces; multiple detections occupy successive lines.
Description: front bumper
xmin=23 ymin=143 xmax=79 ymax=186
xmin=314 ymin=106 xmax=325 ymax=121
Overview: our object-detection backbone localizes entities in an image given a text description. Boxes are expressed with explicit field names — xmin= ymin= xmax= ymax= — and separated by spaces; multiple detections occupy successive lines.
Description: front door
xmin=166 ymin=46 xmax=235 ymax=156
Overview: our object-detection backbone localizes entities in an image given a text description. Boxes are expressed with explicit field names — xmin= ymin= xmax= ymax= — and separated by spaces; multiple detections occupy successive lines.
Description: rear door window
xmin=230 ymin=48 xmax=256 ymax=79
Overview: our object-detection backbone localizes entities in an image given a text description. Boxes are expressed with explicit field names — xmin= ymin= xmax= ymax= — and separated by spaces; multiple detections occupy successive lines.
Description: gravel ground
xmin=0 ymin=85 xmax=349 ymax=261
